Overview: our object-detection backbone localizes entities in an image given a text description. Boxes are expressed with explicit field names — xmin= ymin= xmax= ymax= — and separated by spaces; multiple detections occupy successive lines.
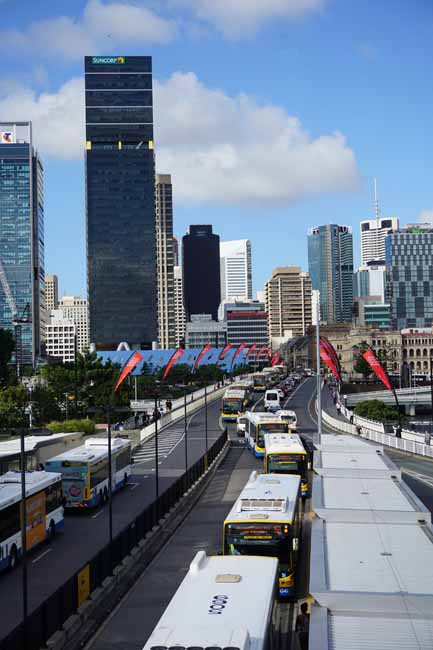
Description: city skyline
xmin=1 ymin=2 xmax=432 ymax=298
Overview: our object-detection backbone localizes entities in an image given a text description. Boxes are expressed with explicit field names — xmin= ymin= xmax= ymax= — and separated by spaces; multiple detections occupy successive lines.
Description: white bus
xmin=277 ymin=410 xmax=297 ymax=431
xmin=223 ymin=471 xmax=301 ymax=600
xmin=0 ymin=470 xmax=64 ymax=572
xmin=244 ymin=412 xmax=290 ymax=457
xmin=264 ymin=434 xmax=309 ymax=498
xmin=45 ymin=437 xmax=131 ymax=509
xmin=142 ymin=551 xmax=278 ymax=650
xmin=221 ymin=389 xmax=247 ymax=422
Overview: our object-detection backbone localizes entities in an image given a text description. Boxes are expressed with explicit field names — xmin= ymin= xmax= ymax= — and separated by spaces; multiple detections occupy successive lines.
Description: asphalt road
xmin=84 ymin=382 xmax=312 ymax=650
xmin=0 ymin=393 xmax=227 ymax=641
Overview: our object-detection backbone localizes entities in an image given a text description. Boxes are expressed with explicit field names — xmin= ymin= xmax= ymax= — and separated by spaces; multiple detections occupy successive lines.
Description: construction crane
xmin=0 ymin=257 xmax=31 ymax=377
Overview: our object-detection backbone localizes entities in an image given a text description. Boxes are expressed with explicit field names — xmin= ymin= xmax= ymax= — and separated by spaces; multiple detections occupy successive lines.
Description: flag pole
xmin=315 ymin=296 xmax=322 ymax=442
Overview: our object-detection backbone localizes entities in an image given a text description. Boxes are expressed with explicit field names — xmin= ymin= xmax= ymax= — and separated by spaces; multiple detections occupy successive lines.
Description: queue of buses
xmin=143 ymin=462 xmax=306 ymax=650
xmin=0 ymin=436 xmax=132 ymax=572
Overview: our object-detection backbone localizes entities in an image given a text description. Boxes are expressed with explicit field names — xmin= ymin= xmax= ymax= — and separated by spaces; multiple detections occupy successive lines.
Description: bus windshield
xmin=257 ymin=423 xmax=287 ymax=448
xmin=268 ymin=453 xmax=307 ymax=475
xmin=225 ymin=523 xmax=292 ymax=564
xmin=223 ymin=398 xmax=242 ymax=413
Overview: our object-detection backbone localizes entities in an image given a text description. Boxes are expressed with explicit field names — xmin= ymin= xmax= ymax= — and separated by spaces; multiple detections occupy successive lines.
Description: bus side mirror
xmin=308 ymin=462 xmax=312 ymax=470
xmin=292 ymin=538 xmax=299 ymax=551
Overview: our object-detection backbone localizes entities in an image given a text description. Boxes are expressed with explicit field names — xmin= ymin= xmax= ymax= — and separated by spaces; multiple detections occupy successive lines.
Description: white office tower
xmin=57 ymin=296 xmax=89 ymax=353
xmin=174 ymin=265 xmax=186 ymax=347
xmin=46 ymin=310 xmax=76 ymax=363
xmin=220 ymin=239 xmax=252 ymax=302
xmin=360 ymin=181 xmax=399 ymax=264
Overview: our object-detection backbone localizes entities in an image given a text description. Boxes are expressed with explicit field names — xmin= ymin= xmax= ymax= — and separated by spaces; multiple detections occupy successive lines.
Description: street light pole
xmin=430 ymin=356 xmax=433 ymax=437
xmin=204 ymin=380 xmax=208 ymax=468
xmin=184 ymin=384 xmax=188 ymax=472
xmin=74 ymin=334 xmax=78 ymax=416
xmin=106 ymin=405 xmax=113 ymax=573
xmin=315 ymin=295 xmax=322 ymax=442
xmin=20 ymin=427 xmax=28 ymax=650
xmin=154 ymin=394 xmax=159 ymax=499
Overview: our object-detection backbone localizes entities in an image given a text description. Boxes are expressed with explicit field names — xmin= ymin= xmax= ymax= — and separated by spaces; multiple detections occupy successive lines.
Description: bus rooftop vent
xmin=240 ymin=498 xmax=286 ymax=512
xmin=215 ymin=574 xmax=241 ymax=583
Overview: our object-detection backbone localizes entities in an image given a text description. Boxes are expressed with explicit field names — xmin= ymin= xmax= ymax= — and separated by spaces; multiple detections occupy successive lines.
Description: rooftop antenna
xmin=374 ymin=178 xmax=380 ymax=223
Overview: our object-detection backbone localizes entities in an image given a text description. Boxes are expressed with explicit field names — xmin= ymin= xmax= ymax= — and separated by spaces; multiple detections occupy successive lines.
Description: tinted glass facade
xmin=385 ymin=230 xmax=433 ymax=329
xmin=0 ymin=122 xmax=44 ymax=367
xmin=85 ymin=56 xmax=156 ymax=348
xmin=182 ymin=225 xmax=221 ymax=321
xmin=308 ymin=224 xmax=353 ymax=323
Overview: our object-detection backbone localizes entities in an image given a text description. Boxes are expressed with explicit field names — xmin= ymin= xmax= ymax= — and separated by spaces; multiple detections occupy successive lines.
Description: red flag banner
xmin=218 ymin=343 xmax=232 ymax=361
xmin=194 ymin=344 xmax=212 ymax=370
xmin=265 ymin=348 xmax=273 ymax=361
xmin=320 ymin=338 xmax=341 ymax=380
xmin=271 ymin=352 xmax=280 ymax=367
xmin=162 ymin=347 xmax=185 ymax=381
xmin=256 ymin=344 xmax=268 ymax=358
xmin=319 ymin=346 xmax=340 ymax=381
xmin=247 ymin=343 xmax=258 ymax=357
xmin=114 ymin=351 xmax=143 ymax=392
xmin=362 ymin=348 xmax=393 ymax=391
xmin=231 ymin=343 xmax=248 ymax=370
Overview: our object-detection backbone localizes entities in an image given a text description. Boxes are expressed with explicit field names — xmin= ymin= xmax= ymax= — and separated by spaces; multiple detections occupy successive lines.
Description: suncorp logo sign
xmin=92 ymin=56 xmax=125 ymax=64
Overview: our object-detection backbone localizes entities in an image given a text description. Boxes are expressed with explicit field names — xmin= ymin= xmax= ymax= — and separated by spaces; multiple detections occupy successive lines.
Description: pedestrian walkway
xmin=132 ymin=425 xmax=185 ymax=464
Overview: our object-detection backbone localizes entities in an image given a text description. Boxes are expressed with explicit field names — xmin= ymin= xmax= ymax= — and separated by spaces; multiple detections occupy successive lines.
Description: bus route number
xmin=208 ymin=595 xmax=228 ymax=615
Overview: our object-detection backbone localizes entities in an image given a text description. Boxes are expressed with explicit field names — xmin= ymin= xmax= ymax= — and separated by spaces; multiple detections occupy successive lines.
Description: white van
xmin=264 ymin=389 xmax=281 ymax=412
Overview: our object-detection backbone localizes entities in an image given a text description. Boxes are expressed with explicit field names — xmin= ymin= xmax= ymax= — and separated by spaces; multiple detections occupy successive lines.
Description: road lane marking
xmin=32 ymin=548 xmax=52 ymax=564
xmin=92 ymin=510 xmax=103 ymax=519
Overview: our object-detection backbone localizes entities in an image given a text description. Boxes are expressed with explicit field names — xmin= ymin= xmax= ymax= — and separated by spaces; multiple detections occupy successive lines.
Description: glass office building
xmin=0 ymin=122 xmax=45 ymax=368
xmin=385 ymin=226 xmax=433 ymax=329
xmin=85 ymin=56 xmax=157 ymax=349
xmin=308 ymin=224 xmax=353 ymax=323
xmin=182 ymin=225 xmax=221 ymax=321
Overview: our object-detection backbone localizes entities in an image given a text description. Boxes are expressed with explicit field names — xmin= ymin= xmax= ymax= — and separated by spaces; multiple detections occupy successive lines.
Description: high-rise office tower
xmin=182 ymin=225 xmax=221 ymax=321
xmin=58 ymin=296 xmax=90 ymax=353
xmin=222 ymin=300 xmax=268 ymax=349
xmin=265 ymin=267 xmax=312 ymax=345
xmin=156 ymin=174 xmax=176 ymax=349
xmin=85 ymin=56 xmax=157 ymax=349
xmin=308 ymin=224 xmax=354 ymax=323
xmin=0 ymin=122 xmax=45 ymax=367
xmin=361 ymin=217 xmax=399 ymax=264
xmin=386 ymin=224 xmax=433 ymax=329
xmin=220 ymin=239 xmax=252 ymax=302
xmin=174 ymin=265 xmax=185 ymax=347
xmin=45 ymin=275 xmax=58 ymax=312
xmin=353 ymin=261 xmax=386 ymax=302
xmin=360 ymin=180 xmax=399 ymax=264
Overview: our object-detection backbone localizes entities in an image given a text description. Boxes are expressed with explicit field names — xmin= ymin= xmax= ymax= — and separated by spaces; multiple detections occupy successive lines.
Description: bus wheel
xmin=49 ymin=520 xmax=56 ymax=540
xmin=103 ymin=487 xmax=108 ymax=503
xmin=9 ymin=546 xmax=18 ymax=570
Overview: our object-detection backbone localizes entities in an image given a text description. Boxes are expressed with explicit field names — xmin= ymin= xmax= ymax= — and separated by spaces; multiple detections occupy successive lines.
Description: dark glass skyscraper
xmin=182 ymin=225 xmax=221 ymax=321
xmin=0 ymin=122 xmax=45 ymax=368
xmin=308 ymin=224 xmax=353 ymax=323
xmin=85 ymin=56 xmax=157 ymax=348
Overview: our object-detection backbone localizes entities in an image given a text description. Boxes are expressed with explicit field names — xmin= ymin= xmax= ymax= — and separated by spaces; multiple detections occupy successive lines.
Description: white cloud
xmin=0 ymin=79 xmax=85 ymax=159
xmin=0 ymin=72 xmax=358 ymax=205
xmin=0 ymin=0 xmax=176 ymax=59
xmin=418 ymin=210 xmax=433 ymax=225
xmin=154 ymin=72 xmax=358 ymax=204
xmin=174 ymin=0 xmax=326 ymax=37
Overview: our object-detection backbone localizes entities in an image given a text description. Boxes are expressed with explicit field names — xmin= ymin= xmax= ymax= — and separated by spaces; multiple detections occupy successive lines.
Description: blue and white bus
xmin=0 ymin=470 xmax=64 ymax=572
xmin=45 ymin=437 xmax=131 ymax=509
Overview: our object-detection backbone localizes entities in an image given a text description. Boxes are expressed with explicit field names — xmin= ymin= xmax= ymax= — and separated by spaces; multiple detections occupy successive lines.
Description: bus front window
xmin=268 ymin=454 xmax=306 ymax=474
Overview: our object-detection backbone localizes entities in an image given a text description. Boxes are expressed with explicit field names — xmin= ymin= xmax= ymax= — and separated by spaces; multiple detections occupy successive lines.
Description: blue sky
xmin=1 ymin=0 xmax=432 ymax=297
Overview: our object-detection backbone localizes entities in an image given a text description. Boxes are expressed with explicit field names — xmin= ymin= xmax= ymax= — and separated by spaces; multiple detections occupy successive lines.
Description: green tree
xmin=353 ymin=342 xmax=372 ymax=378
xmin=354 ymin=399 xmax=399 ymax=422
xmin=30 ymin=385 xmax=62 ymax=426
xmin=0 ymin=328 xmax=15 ymax=386
xmin=0 ymin=385 xmax=27 ymax=429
